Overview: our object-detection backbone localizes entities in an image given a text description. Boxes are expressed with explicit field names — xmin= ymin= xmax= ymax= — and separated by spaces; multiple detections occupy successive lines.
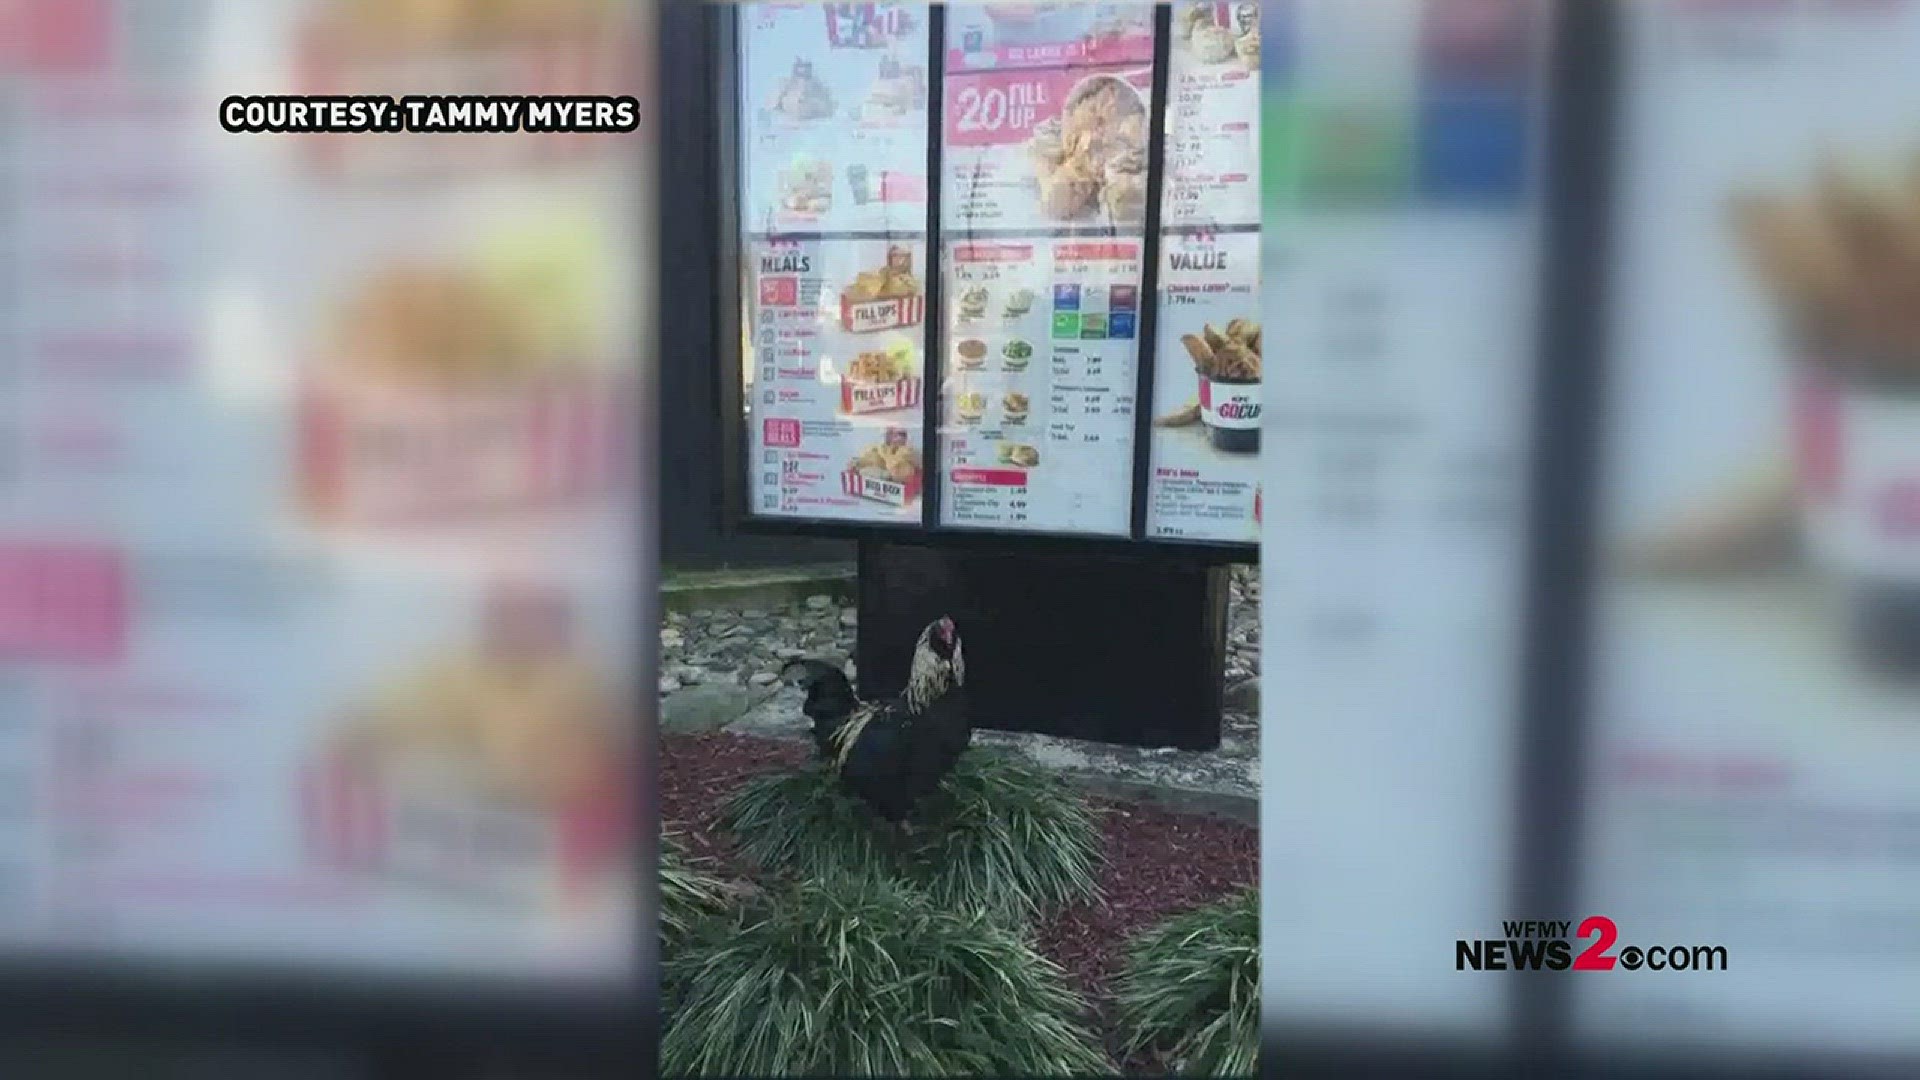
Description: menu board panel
xmin=737 ymin=2 xmax=931 ymax=235
xmin=739 ymin=2 xmax=931 ymax=525
xmin=1147 ymin=2 xmax=1263 ymax=544
xmin=936 ymin=6 xmax=1155 ymax=536
xmin=0 ymin=0 xmax=649 ymax=979
xmin=745 ymin=237 xmax=928 ymax=522
xmin=1163 ymin=2 xmax=1262 ymax=229
xmin=1146 ymin=228 xmax=1262 ymax=542
xmin=1576 ymin=0 xmax=1920 ymax=1054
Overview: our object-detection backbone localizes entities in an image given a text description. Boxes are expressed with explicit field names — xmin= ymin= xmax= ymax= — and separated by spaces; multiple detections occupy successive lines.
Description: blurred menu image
xmin=311 ymin=583 xmax=627 ymax=911
xmin=296 ymin=0 xmax=640 ymax=179
xmin=0 ymin=0 xmax=648 ymax=983
xmin=1259 ymin=0 xmax=1548 ymax=1042
xmin=738 ymin=2 xmax=932 ymax=525
xmin=300 ymin=213 xmax=626 ymax=530
xmin=1581 ymin=0 xmax=1920 ymax=1053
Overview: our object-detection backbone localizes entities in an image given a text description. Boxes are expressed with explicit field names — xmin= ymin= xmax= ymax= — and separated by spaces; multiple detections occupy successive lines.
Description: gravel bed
xmin=660 ymin=564 xmax=1259 ymax=697
xmin=658 ymin=731 xmax=1258 ymax=1072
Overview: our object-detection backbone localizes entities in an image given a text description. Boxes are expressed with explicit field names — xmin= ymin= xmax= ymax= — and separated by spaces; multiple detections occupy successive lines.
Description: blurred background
xmin=1265 ymin=0 xmax=1920 ymax=1074
xmin=0 ymin=0 xmax=653 ymax=1074
xmin=3 ymin=0 xmax=1920 ymax=1076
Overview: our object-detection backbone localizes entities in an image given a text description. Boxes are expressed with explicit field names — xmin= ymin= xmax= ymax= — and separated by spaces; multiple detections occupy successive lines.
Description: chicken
xmin=778 ymin=616 xmax=969 ymax=832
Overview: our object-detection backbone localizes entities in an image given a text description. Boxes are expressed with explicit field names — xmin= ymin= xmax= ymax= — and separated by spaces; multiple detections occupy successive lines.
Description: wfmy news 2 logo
xmin=1457 ymin=917 xmax=1728 ymax=973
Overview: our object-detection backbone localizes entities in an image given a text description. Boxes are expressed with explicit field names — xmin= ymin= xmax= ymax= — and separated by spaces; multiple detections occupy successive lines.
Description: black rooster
xmin=779 ymin=615 xmax=969 ymax=833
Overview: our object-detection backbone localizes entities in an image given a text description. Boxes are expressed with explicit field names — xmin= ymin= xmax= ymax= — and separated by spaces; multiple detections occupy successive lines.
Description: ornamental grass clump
xmin=1114 ymin=887 xmax=1260 ymax=1077
xmin=661 ymin=872 xmax=1112 ymax=1077
xmin=716 ymin=749 xmax=1102 ymax=923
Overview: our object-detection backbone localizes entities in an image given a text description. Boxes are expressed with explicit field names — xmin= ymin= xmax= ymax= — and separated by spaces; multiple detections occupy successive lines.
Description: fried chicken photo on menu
xmin=1156 ymin=318 xmax=1262 ymax=427
xmin=1028 ymin=75 xmax=1149 ymax=224
xmin=1729 ymin=153 xmax=1920 ymax=366
xmin=331 ymin=214 xmax=610 ymax=389
xmin=1175 ymin=1 xmax=1260 ymax=69
xmin=850 ymin=427 xmax=921 ymax=483
xmin=845 ymin=246 xmax=921 ymax=302
xmin=332 ymin=260 xmax=591 ymax=387
xmin=1615 ymin=147 xmax=1920 ymax=577
xmin=335 ymin=263 xmax=518 ymax=386
xmin=846 ymin=338 xmax=916 ymax=383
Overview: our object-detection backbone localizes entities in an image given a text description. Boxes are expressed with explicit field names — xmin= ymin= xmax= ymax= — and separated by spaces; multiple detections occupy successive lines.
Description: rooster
xmin=779 ymin=615 xmax=969 ymax=834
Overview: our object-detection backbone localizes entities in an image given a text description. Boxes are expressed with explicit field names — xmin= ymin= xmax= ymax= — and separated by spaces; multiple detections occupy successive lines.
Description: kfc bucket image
xmin=298 ymin=215 xmax=625 ymax=530
xmin=1726 ymin=158 xmax=1920 ymax=677
xmin=303 ymin=584 xmax=628 ymax=907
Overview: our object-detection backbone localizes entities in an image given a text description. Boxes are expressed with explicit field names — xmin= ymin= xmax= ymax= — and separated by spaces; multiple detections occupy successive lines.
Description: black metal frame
xmin=1505 ymin=0 xmax=1612 ymax=1062
xmin=713 ymin=1 xmax=1258 ymax=564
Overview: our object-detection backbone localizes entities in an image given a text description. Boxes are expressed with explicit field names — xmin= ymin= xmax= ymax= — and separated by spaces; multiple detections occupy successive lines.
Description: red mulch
xmin=659 ymin=731 xmax=807 ymax=864
xmin=658 ymin=731 xmax=1258 ymax=1072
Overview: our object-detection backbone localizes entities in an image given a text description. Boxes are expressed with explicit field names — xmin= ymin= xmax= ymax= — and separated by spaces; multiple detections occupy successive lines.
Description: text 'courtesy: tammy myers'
xmin=219 ymin=95 xmax=641 ymax=134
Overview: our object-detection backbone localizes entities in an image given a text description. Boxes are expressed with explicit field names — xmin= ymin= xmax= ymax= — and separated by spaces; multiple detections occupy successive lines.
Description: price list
xmin=1266 ymin=221 xmax=1532 ymax=545
xmin=939 ymin=240 xmax=1139 ymax=535
xmin=1163 ymin=2 xmax=1262 ymax=229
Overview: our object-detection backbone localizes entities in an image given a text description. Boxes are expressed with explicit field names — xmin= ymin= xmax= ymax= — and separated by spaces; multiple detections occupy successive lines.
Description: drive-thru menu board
xmin=0 ymin=0 xmax=646 ymax=979
xmin=735 ymin=2 xmax=1263 ymax=546
xmin=936 ymin=3 xmax=1156 ymax=536
xmin=1146 ymin=2 xmax=1263 ymax=544
xmin=1577 ymin=0 xmax=1920 ymax=1054
xmin=740 ymin=3 xmax=932 ymax=525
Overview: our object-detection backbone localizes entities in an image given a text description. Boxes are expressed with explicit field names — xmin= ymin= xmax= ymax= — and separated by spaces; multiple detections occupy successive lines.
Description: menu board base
xmin=852 ymin=540 xmax=1230 ymax=750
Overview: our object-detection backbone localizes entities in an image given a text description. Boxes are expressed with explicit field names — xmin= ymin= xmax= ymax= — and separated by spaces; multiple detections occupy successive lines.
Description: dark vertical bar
xmin=1508 ymin=0 xmax=1618 ymax=1060
xmin=922 ymin=4 xmax=947 ymax=531
xmin=658 ymin=0 xmax=714 ymax=562
xmin=1129 ymin=2 xmax=1176 ymax=541
xmin=712 ymin=2 xmax=747 ymax=530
